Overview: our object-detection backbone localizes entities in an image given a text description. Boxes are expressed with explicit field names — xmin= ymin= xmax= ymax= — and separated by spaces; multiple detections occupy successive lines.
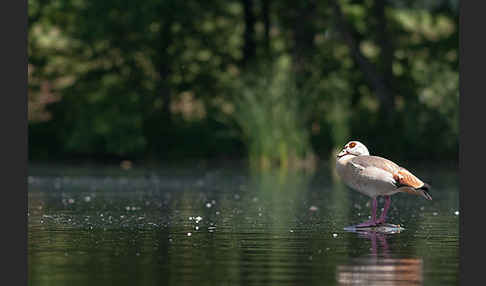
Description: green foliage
xmin=28 ymin=0 xmax=459 ymax=164
xmin=231 ymin=57 xmax=315 ymax=169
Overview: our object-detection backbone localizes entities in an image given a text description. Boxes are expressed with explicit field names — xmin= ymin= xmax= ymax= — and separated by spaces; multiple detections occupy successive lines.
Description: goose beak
xmin=337 ymin=149 xmax=348 ymax=158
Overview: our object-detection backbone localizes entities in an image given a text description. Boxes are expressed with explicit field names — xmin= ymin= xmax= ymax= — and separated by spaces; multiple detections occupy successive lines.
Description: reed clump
xmin=231 ymin=57 xmax=316 ymax=170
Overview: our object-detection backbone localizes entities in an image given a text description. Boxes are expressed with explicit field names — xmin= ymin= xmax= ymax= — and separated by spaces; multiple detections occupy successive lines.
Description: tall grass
xmin=231 ymin=57 xmax=315 ymax=170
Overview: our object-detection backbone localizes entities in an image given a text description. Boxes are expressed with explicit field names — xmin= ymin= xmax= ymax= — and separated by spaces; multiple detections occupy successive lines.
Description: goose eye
xmin=349 ymin=142 xmax=356 ymax=148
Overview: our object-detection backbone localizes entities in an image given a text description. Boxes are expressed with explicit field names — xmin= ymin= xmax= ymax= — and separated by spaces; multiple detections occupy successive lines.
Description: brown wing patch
xmin=393 ymin=168 xmax=424 ymax=189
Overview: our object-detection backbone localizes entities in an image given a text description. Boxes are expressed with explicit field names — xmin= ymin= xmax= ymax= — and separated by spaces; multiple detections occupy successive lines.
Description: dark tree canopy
xmin=28 ymin=0 xmax=458 ymax=166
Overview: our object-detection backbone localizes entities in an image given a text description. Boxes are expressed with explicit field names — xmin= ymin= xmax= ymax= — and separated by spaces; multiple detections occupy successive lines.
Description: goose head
xmin=337 ymin=141 xmax=370 ymax=159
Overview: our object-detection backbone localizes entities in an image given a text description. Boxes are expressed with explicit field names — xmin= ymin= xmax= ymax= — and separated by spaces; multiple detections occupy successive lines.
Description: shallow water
xmin=28 ymin=162 xmax=459 ymax=285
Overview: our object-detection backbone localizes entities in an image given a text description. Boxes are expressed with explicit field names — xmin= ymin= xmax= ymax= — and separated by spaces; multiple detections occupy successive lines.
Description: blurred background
xmin=28 ymin=0 xmax=459 ymax=169
xmin=27 ymin=2 xmax=460 ymax=284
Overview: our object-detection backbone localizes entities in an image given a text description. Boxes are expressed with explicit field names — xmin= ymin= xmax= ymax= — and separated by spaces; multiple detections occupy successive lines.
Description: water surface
xmin=28 ymin=162 xmax=459 ymax=285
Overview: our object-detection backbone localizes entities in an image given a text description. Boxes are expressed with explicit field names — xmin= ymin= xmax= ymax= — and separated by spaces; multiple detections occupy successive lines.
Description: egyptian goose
xmin=336 ymin=141 xmax=431 ymax=227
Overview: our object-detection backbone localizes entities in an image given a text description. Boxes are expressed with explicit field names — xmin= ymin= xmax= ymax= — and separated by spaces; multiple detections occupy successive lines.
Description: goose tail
xmin=416 ymin=183 xmax=432 ymax=200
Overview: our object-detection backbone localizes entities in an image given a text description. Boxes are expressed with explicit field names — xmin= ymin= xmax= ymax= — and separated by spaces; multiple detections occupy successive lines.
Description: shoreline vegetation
xmin=28 ymin=0 xmax=458 ymax=170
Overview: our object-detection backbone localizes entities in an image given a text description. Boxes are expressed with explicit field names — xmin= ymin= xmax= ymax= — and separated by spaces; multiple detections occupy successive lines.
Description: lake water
xmin=28 ymin=162 xmax=459 ymax=285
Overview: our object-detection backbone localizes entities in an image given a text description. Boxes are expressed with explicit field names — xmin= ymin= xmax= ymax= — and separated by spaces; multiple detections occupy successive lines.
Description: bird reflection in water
xmin=337 ymin=228 xmax=423 ymax=285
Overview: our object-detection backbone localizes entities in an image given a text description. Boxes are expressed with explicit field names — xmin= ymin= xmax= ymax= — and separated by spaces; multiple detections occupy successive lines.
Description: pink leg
xmin=356 ymin=197 xmax=378 ymax=227
xmin=376 ymin=196 xmax=391 ymax=224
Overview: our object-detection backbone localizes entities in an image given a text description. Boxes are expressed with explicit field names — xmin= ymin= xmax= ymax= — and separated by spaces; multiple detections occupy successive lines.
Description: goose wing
xmin=349 ymin=156 xmax=426 ymax=189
